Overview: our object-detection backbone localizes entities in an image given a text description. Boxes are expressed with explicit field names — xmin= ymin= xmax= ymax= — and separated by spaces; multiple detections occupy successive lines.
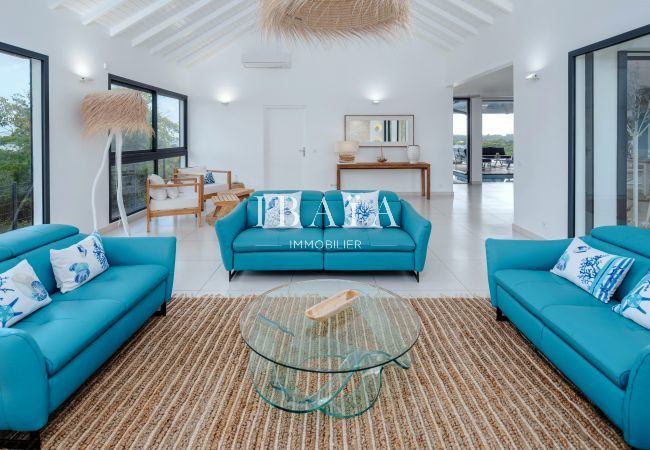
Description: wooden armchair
xmin=173 ymin=167 xmax=232 ymax=210
xmin=146 ymin=176 xmax=202 ymax=232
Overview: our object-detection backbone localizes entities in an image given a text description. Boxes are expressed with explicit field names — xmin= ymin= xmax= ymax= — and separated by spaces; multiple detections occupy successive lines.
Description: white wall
xmin=1 ymin=1 xmax=189 ymax=232
xmin=186 ymin=35 xmax=453 ymax=194
xmin=446 ymin=0 xmax=650 ymax=238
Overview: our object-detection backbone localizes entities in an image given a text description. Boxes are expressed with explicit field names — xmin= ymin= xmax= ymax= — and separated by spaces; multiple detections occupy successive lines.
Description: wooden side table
xmin=206 ymin=188 xmax=254 ymax=225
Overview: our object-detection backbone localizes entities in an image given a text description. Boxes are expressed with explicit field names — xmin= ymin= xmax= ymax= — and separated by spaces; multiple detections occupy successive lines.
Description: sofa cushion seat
xmin=494 ymin=269 xmax=611 ymax=316
xmin=233 ymin=227 xmax=324 ymax=252
xmin=203 ymin=183 xmax=230 ymax=195
xmin=323 ymin=228 xmax=415 ymax=252
xmin=542 ymin=305 xmax=650 ymax=388
xmin=52 ymin=265 xmax=168 ymax=312
xmin=13 ymin=298 xmax=125 ymax=375
xmin=149 ymin=193 xmax=198 ymax=211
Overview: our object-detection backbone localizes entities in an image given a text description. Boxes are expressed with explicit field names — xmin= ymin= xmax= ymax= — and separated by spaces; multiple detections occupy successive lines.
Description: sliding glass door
xmin=453 ymin=98 xmax=470 ymax=183
xmin=0 ymin=43 xmax=48 ymax=233
xmin=570 ymin=27 xmax=650 ymax=236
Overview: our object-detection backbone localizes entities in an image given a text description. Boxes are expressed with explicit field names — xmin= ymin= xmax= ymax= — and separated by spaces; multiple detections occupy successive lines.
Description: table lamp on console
xmin=335 ymin=140 xmax=359 ymax=163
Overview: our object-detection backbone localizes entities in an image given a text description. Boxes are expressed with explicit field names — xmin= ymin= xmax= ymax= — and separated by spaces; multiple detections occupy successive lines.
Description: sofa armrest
xmin=215 ymin=201 xmax=248 ymax=271
xmin=0 ymin=329 xmax=49 ymax=431
xmin=485 ymin=238 xmax=571 ymax=306
xmin=623 ymin=346 xmax=650 ymax=448
xmin=102 ymin=236 xmax=176 ymax=300
xmin=400 ymin=200 xmax=432 ymax=272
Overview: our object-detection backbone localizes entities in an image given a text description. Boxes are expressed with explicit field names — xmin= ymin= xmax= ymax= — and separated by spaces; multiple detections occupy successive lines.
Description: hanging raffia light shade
xmin=260 ymin=0 xmax=410 ymax=42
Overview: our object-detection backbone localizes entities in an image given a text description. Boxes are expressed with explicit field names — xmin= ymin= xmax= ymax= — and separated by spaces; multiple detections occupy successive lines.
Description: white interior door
xmin=264 ymin=106 xmax=307 ymax=190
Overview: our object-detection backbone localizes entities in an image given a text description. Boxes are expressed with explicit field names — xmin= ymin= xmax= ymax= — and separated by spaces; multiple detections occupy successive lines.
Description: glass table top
xmin=240 ymin=279 xmax=421 ymax=373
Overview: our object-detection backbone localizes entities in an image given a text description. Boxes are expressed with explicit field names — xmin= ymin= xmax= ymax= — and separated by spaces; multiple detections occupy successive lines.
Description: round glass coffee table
xmin=240 ymin=279 xmax=420 ymax=418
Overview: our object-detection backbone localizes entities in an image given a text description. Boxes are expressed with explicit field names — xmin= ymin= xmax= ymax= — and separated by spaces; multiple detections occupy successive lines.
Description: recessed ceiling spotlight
xmin=525 ymin=73 xmax=540 ymax=81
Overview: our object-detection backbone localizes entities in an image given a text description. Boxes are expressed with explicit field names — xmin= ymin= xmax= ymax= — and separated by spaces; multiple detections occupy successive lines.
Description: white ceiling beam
xmin=485 ymin=0 xmax=513 ymax=13
xmin=150 ymin=0 xmax=250 ymax=55
xmin=411 ymin=26 xmax=453 ymax=51
xmin=131 ymin=0 xmax=213 ymax=47
xmin=165 ymin=5 xmax=256 ymax=60
xmin=412 ymin=0 xmax=478 ymax=35
xmin=109 ymin=0 xmax=175 ymax=36
xmin=184 ymin=21 xmax=256 ymax=66
xmin=444 ymin=0 xmax=493 ymax=24
xmin=411 ymin=8 xmax=464 ymax=43
xmin=82 ymin=0 xmax=128 ymax=25
xmin=48 ymin=0 xmax=67 ymax=9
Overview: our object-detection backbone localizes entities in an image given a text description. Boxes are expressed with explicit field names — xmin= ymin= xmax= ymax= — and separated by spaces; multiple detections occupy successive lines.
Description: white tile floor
xmin=106 ymin=183 xmax=525 ymax=297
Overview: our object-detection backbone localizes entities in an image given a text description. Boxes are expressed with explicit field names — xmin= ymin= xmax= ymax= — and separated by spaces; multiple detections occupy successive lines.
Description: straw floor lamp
xmin=81 ymin=91 xmax=153 ymax=236
xmin=260 ymin=0 xmax=410 ymax=41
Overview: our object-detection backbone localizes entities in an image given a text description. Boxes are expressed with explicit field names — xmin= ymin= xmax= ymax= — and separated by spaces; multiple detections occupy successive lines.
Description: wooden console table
xmin=336 ymin=162 xmax=431 ymax=199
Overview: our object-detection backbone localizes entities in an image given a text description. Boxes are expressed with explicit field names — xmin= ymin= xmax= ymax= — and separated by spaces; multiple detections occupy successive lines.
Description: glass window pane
xmin=157 ymin=95 xmax=182 ymax=149
xmin=482 ymin=100 xmax=514 ymax=181
xmin=453 ymin=99 xmax=469 ymax=183
xmin=158 ymin=155 xmax=184 ymax=179
xmin=0 ymin=51 xmax=33 ymax=232
xmin=110 ymin=161 xmax=154 ymax=221
xmin=110 ymin=83 xmax=153 ymax=151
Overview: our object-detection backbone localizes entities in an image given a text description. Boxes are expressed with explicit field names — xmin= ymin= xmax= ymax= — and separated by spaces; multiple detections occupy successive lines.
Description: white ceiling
xmin=49 ymin=0 xmax=513 ymax=67
xmin=453 ymin=65 xmax=513 ymax=97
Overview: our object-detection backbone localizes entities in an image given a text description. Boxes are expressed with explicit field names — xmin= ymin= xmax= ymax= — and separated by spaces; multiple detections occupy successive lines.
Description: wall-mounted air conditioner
xmin=241 ymin=51 xmax=291 ymax=69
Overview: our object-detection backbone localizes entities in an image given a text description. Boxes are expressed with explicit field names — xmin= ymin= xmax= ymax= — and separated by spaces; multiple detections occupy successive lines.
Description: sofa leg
xmin=154 ymin=302 xmax=167 ymax=317
xmin=496 ymin=307 xmax=508 ymax=322
xmin=412 ymin=271 xmax=420 ymax=283
xmin=229 ymin=270 xmax=238 ymax=282
xmin=0 ymin=430 xmax=41 ymax=449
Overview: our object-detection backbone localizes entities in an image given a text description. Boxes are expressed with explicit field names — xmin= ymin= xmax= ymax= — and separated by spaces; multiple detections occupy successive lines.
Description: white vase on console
xmin=407 ymin=145 xmax=420 ymax=164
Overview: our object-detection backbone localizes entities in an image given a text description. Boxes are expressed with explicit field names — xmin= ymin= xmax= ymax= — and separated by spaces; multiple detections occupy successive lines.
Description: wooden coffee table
xmin=207 ymin=188 xmax=254 ymax=225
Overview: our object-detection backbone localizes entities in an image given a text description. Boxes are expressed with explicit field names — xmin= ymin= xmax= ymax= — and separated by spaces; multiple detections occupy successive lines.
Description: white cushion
xmin=50 ymin=233 xmax=110 ymax=294
xmin=203 ymin=183 xmax=230 ymax=195
xmin=613 ymin=272 xmax=650 ymax=329
xmin=263 ymin=192 xmax=302 ymax=229
xmin=550 ymin=237 xmax=634 ymax=303
xmin=177 ymin=166 xmax=206 ymax=176
xmin=0 ymin=260 xmax=52 ymax=328
xmin=149 ymin=192 xmax=199 ymax=211
xmin=148 ymin=174 xmax=167 ymax=200
xmin=341 ymin=191 xmax=382 ymax=228
xmin=167 ymin=181 xmax=179 ymax=199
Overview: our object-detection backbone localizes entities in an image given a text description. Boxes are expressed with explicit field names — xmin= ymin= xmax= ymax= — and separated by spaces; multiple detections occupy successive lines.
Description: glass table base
xmin=248 ymin=352 xmax=411 ymax=418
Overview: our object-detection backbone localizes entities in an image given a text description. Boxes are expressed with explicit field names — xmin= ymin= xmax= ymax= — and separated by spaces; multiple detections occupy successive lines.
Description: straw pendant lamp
xmin=261 ymin=0 xmax=410 ymax=42
xmin=81 ymin=90 xmax=153 ymax=236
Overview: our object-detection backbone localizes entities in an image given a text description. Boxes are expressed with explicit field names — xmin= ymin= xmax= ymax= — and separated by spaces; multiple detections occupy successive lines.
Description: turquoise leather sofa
xmin=216 ymin=190 xmax=431 ymax=281
xmin=0 ymin=224 xmax=175 ymax=447
xmin=486 ymin=226 xmax=650 ymax=449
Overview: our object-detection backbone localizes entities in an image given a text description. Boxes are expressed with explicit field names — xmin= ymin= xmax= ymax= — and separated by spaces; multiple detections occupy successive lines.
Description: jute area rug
xmin=40 ymin=295 xmax=626 ymax=449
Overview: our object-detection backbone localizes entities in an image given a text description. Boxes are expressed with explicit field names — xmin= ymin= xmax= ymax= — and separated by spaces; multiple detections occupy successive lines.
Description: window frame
xmin=568 ymin=24 xmax=650 ymax=237
xmin=108 ymin=74 xmax=188 ymax=222
xmin=0 ymin=41 xmax=50 ymax=227
xmin=453 ymin=97 xmax=471 ymax=183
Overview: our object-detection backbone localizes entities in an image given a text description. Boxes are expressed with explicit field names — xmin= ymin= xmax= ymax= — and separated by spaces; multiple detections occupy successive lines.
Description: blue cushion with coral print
xmin=341 ymin=191 xmax=382 ymax=228
xmin=50 ymin=233 xmax=110 ymax=293
xmin=613 ymin=271 xmax=650 ymax=329
xmin=0 ymin=260 xmax=51 ymax=328
xmin=551 ymin=237 xmax=634 ymax=303
xmin=204 ymin=172 xmax=215 ymax=184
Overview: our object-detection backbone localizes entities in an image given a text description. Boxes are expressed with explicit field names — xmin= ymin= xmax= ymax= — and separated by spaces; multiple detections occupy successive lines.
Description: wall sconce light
xmin=371 ymin=98 xmax=382 ymax=105
xmin=525 ymin=73 xmax=540 ymax=81
xmin=79 ymin=76 xmax=94 ymax=83
xmin=218 ymin=100 xmax=230 ymax=106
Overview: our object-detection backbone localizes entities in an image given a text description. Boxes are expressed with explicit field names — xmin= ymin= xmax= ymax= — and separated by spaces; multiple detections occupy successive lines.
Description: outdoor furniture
xmin=146 ymin=176 xmax=202 ymax=231
xmin=240 ymin=279 xmax=420 ymax=418
xmin=174 ymin=166 xmax=232 ymax=210
xmin=482 ymin=147 xmax=512 ymax=169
